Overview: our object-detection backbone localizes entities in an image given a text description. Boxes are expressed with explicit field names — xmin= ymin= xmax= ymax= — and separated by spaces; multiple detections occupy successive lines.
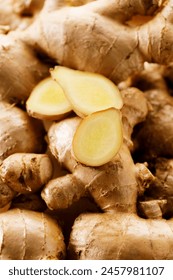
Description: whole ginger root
xmin=0 ymin=208 xmax=65 ymax=260
xmin=1 ymin=0 xmax=173 ymax=260
xmin=1 ymin=0 xmax=173 ymax=102
xmin=42 ymin=87 xmax=173 ymax=260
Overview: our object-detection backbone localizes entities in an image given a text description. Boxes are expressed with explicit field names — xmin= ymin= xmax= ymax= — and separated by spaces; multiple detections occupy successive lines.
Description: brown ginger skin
xmin=0 ymin=102 xmax=45 ymax=163
xmin=68 ymin=212 xmax=173 ymax=260
xmin=67 ymin=126 xmax=173 ymax=259
xmin=24 ymin=0 xmax=173 ymax=83
xmin=1 ymin=0 xmax=173 ymax=102
xmin=42 ymin=83 xmax=173 ymax=260
xmin=131 ymin=64 xmax=173 ymax=160
xmin=140 ymin=158 xmax=173 ymax=218
xmin=1 ymin=0 xmax=173 ymax=261
xmin=67 ymin=69 xmax=173 ymax=259
xmin=0 ymin=36 xmax=49 ymax=102
xmin=42 ymin=87 xmax=151 ymax=213
xmin=0 ymin=153 xmax=53 ymax=194
xmin=0 ymin=208 xmax=65 ymax=260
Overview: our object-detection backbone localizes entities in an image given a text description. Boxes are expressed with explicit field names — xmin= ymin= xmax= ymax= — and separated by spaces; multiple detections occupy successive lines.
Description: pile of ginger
xmin=0 ymin=0 xmax=173 ymax=260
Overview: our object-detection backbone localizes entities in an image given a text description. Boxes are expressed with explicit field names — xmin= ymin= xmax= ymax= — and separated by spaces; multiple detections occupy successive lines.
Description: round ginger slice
xmin=26 ymin=77 xmax=72 ymax=120
xmin=72 ymin=108 xmax=123 ymax=166
xmin=51 ymin=66 xmax=123 ymax=117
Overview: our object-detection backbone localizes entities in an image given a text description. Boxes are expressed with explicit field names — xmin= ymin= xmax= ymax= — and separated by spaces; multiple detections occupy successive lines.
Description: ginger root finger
xmin=68 ymin=212 xmax=173 ymax=260
xmin=26 ymin=77 xmax=72 ymax=121
xmin=51 ymin=66 xmax=123 ymax=117
xmin=46 ymin=88 xmax=150 ymax=211
xmin=47 ymin=113 xmax=151 ymax=213
xmin=0 ymin=208 xmax=65 ymax=260
xmin=0 ymin=153 xmax=53 ymax=194
xmin=41 ymin=174 xmax=85 ymax=210
xmin=0 ymin=102 xmax=45 ymax=163
xmin=0 ymin=35 xmax=49 ymax=102
xmin=25 ymin=0 xmax=172 ymax=84
xmin=72 ymin=108 xmax=123 ymax=166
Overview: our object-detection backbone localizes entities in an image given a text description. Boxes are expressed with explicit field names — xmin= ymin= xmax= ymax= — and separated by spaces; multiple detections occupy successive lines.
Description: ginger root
xmin=42 ymin=86 xmax=151 ymax=214
xmin=1 ymin=0 xmax=173 ymax=261
xmin=0 ymin=208 xmax=65 ymax=260
xmin=24 ymin=0 xmax=173 ymax=83
xmin=69 ymin=212 xmax=173 ymax=260
xmin=0 ymin=153 xmax=53 ymax=194
xmin=0 ymin=0 xmax=173 ymax=102
xmin=0 ymin=102 xmax=45 ymax=163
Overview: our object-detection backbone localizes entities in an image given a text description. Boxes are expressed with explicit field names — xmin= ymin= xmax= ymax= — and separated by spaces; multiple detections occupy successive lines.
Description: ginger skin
xmin=24 ymin=0 xmax=173 ymax=83
xmin=69 ymin=212 xmax=173 ymax=260
xmin=0 ymin=153 xmax=53 ymax=194
xmin=0 ymin=208 xmax=65 ymax=260
xmin=0 ymin=102 xmax=45 ymax=163
xmin=41 ymin=84 xmax=173 ymax=260
xmin=139 ymin=158 xmax=173 ymax=219
xmin=131 ymin=64 xmax=173 ymax=160
xmin=42 ymin=87 xmax=152 ymax=213
xmin=1 ymin=1 xmax=173 ymax=102
xmin=1 ymin=0 xmax=173 ymax=260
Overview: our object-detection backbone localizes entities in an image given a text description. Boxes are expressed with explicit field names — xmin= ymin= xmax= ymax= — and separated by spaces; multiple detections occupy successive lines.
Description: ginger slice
xmin=51 ymin=66 xmax=123 ymax=117
xmin=26 ymin=77 xmax=72 ymax=120
xmin=72 ymin=108 xmax=123 ymax=166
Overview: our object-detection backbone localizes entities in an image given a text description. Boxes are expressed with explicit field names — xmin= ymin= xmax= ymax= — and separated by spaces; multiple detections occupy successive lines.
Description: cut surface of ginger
xmin=26 ymin=77 xmax=72 ymax=120
xmin=51 ymin=66 xmax=123 ymax=117
xmin=72 ymin=108 xmax=123 ymax=166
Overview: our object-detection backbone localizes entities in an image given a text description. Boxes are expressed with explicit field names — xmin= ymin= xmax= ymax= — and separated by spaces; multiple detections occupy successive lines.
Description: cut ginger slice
xmin=51 ymin=66 xmax=123 ymax=117
xmin=26 ymin=77 xmax=72 ymax=120
xmin=72 ymin=108 xmax=123 ymax=166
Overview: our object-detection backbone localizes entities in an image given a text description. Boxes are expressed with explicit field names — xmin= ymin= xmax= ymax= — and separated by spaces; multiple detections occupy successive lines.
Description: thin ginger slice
xmin=51 ymin=66 xmax=123 ymax=117
xmin=26 ymin=77 xmax=72 ymax=120
xmin=72 ymin=108 xmax=123 ymax=166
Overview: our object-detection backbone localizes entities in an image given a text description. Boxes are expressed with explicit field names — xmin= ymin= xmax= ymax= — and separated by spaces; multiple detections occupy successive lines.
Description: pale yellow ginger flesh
xmin=51 ymin=66 xmax=123 ymax=117
xmin=26 ymin=77 xmax=72 ymax=120
xmin=72 ymin=108 xmax=123 ymax=166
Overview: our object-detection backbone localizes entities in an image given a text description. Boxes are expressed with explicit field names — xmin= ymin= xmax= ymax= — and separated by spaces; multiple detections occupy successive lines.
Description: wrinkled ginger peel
xmin=72 ymin=108 xmax=123 ymax=166
xmin=26 ymin=77 xmax=72 ymax=120
xmin=51 ymin=66 xmax=123 ymax=117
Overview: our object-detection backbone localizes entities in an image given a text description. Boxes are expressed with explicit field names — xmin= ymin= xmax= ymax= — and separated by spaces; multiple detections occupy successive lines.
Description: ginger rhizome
xmin=0 ymin=102 xmax=45 ymax=163
xmin=0 ymin=153 xmax=53 ymax=194
xmin=42 ymin=86 xmax=151 ymax=214
xmin=1 ymin=1 xmax=173 ymax=103
xmin=1 ymin=0 xmax=173 ymax=260
xmin=0 ymin=208 xmax=65 ymax=260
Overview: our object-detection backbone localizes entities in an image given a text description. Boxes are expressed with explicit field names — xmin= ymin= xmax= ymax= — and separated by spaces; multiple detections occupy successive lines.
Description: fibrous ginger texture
xmin=0 ymin=0 xmax=173 ymax=103
xmin=0 ymin=102 xmax=45 ymax=163
xmin=0 ymin=153 xmax=53 ymax=194
xmin=0 ymin=208 xmax=65 ymax=260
